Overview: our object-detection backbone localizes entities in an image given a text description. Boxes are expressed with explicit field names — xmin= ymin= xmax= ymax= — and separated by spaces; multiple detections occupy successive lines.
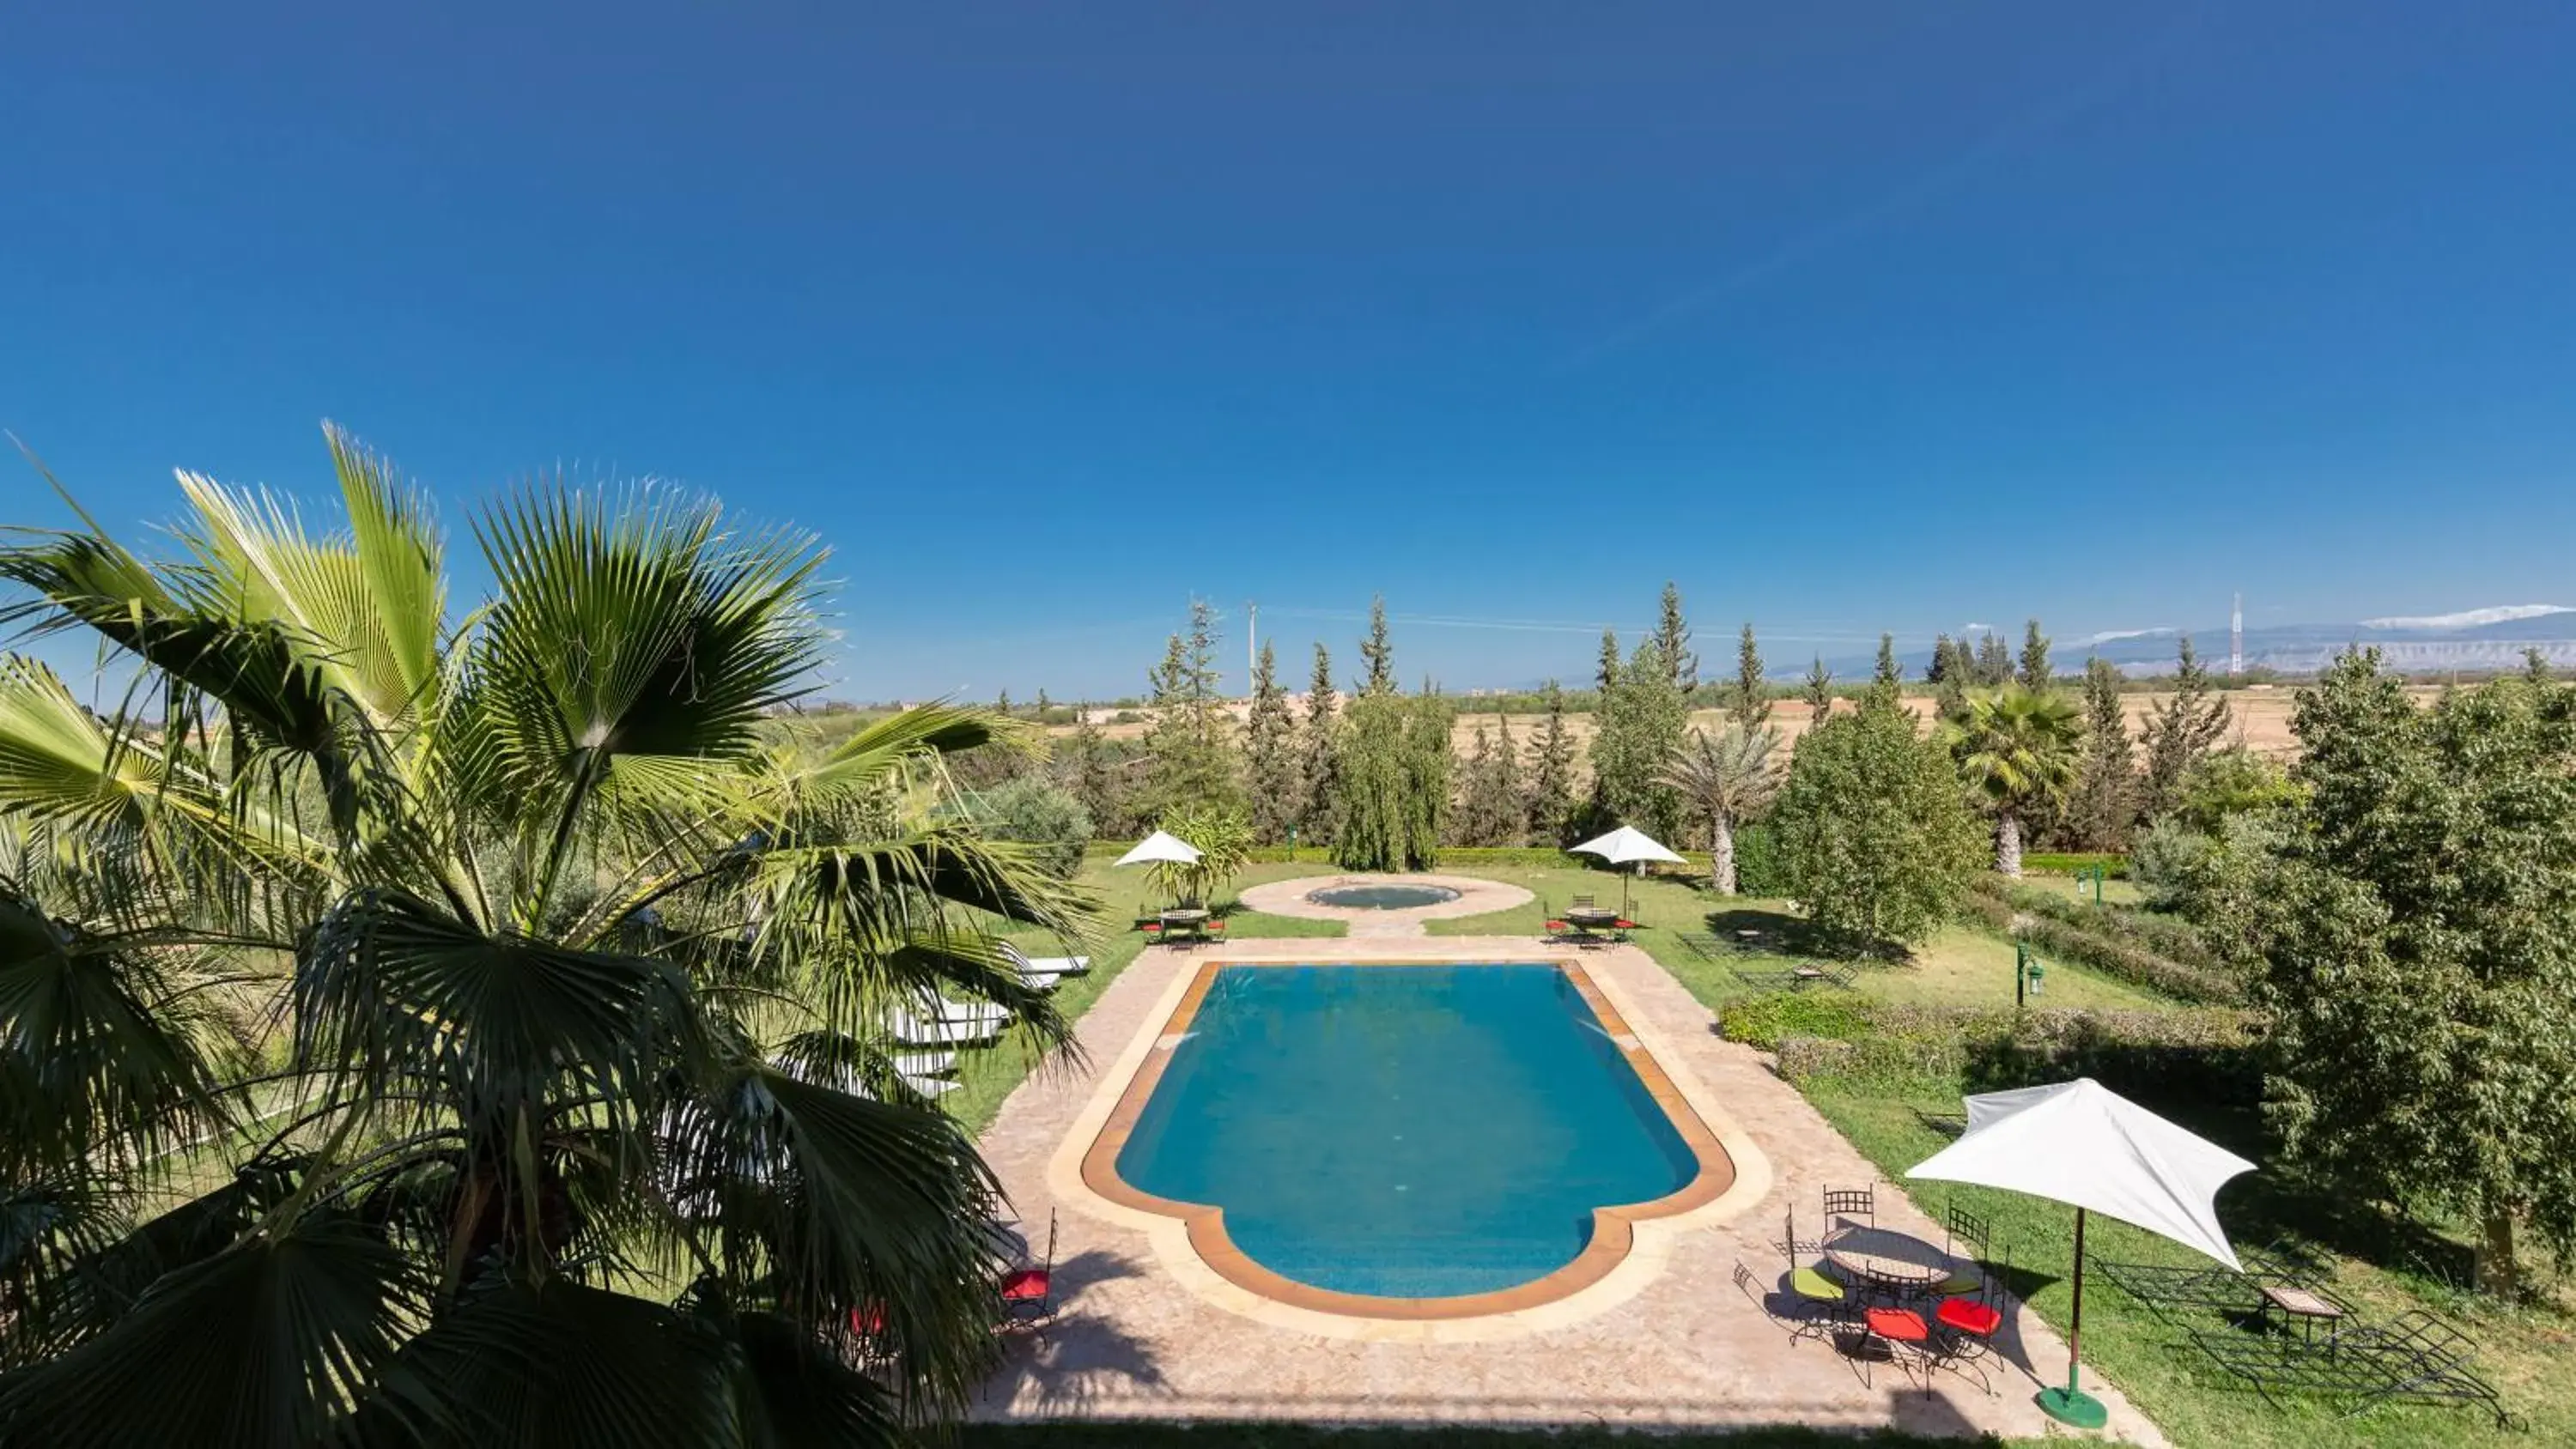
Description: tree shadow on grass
xmin=1703 ymin=907 xmax=1917 ymax=967
xmin=1956 ymin=1033 xmax=2481 ymax=1290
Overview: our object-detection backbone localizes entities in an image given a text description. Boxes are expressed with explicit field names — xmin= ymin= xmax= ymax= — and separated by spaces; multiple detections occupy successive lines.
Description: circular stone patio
xmin=1235 ymin=873 xmax=1533 ymax=938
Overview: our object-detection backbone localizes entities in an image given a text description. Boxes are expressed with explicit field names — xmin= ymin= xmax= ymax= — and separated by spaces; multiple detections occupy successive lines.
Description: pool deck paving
xmin=971 ymin=925 xmax=2167 ymax=1445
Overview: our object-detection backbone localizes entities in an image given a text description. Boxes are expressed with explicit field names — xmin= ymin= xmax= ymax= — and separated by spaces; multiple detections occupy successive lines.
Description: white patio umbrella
xmin=1112 ymin=830 xmax=1200 ymax=868
xmin=1113 ymin=829 xmax=1202 ymax=909
xmin=1569 ymin=825 xmax=1685 ymax=915
xmin=1906 ymin=1077 xmax=2257 ymax=1429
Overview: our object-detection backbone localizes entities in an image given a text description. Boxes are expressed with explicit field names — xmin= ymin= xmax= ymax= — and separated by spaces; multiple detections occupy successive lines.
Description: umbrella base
xmin=2036 ymin=1385 xmax=2108 ymax=1429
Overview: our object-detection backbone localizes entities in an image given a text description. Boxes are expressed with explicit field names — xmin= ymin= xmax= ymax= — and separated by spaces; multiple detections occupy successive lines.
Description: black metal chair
xmin=1935 ymin=1202 xmax=1991 ymax=1297
xmin=1931 ymin=1240 xmax=2013 ymax=1391
xmin=1735 ymin=1258 xmax=1850 ymax=1346
xmin=995 ymin=1210 xmax=1060 ymax=1332
xmin=1821 ymin=1185 xmax=1874 ymax=1231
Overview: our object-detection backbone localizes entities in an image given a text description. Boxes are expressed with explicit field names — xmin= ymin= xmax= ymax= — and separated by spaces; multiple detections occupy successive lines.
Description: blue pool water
xmin=1115 ymin=963 xmax=1698 ymax=1298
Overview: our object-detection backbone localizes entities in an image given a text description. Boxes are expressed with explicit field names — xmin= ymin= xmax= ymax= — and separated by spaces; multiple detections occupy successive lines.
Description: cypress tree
xmin=1455 ymin=716 xmax=1528 ymax=846
xmin=2019 ymin=618 xmax=2053 ymax=694
xmin=1490 ymin=711 xmax=1525 ymax=842
xmin=995 ymin=687 xmax=1012 ymax=716
xmin=1528 ymin=679 xmax=1577 ymax=845
xmin=1865 ymin=633 xmax=1903 ymax=712
xmin=1242 ymin=640 xmax=1299 ymax=844
xmin=1656 ymin=582 xmax=1698 ymax=694
xmin=1298 ymin=643 xmax=1340 ymax=845
xmin=1803 ymin=655 xmax=1835 ymax=719
xmin=2142 ymin=634 xmax=2233 ymax=820
xmin=2067 ymin=656 xmax=2139 ymax=849
xmin=1360 ymin=595 xmax=1396 ymax=694
xmin=1596 ymin=627 xmax=1622 ymax=694
xmin=1926 ymin=633 xmax=1955 ymax=685
xmin=1728 ymin=623 xmax=1771 ymax=728
xmin=1590 ymin=638 xmax=1686 ymax=839
xmin=1976 ymin=631 xmax=2014 ymax=686
xmin=1139 ymin=600 xmax=1241 ymax=815
xmin=1035 ymin=688 xmax=1052 ymax=718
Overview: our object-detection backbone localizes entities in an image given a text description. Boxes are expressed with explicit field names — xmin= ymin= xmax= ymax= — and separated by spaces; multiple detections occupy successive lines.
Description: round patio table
xmin=1822 ymin=1224 xmax=1954 ymax=1290
xmin=1564 ymin=906 xmax=1621 ymax=930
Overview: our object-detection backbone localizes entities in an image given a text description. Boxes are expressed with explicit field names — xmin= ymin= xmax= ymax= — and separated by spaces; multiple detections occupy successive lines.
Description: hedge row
xmin=1955 ymin=888 xmax=2243 ymax=1004
xmin=1970 ymin=876 xmax=2222 ymax=969
xmin=2020 ymin=852 xmax=2130 ymax=878
xmin=1768 ymin=1001 xmax=2259 ymax=1100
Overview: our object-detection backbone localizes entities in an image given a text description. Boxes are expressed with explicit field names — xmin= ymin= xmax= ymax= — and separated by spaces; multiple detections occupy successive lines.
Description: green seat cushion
xmin=1791 ymin=1266 xmax=1844 ymax=1302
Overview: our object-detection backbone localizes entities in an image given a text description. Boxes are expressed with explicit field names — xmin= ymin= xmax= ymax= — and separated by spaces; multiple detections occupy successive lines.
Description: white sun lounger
xmin=904 ymin=990 xmax=1011 ymax=1028
xmin=898 ymin=1071 xmax=957 ymax=1099
xmin=884 ymin=1009 xmax=1005 ymax=1046
xmin=893 ymin=1051 xmax=957 ymax=1077
xmin=1002 ymin=942 xmax=1091 ymax=978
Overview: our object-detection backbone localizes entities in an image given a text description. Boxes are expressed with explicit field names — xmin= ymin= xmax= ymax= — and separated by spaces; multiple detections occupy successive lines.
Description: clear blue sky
xmin=7 ymin=2 xmax=2573 ymax=700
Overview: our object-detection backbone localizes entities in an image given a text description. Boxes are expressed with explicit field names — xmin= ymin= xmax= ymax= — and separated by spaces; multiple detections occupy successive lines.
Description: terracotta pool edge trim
xmin=1076 ymin=955 xmax=1741 ymax=1322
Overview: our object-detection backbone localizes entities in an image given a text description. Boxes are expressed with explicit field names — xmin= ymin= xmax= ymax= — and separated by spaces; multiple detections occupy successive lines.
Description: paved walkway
xmin=972 ymin=934 xmax=2166 ymax=1444
xmin=1235 ymin=872 xmax=1532 ymax=939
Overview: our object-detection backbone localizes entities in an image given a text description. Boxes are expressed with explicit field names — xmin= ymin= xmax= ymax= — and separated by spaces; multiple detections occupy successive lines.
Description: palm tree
xmin=1660 ymin=724 xmax=1780 ymax=894
xmin=0 ymin=427 xmax=1097 ymax=1448
xmin=1947 ymin=683 xmax=2085 ymax=876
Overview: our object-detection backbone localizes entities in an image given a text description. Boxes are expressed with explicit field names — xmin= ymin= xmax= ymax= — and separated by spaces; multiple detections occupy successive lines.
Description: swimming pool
xmin=1100 ymin=962 xmax=1718 ymax=1309
xmin=1303 ymin=882 xmax=1461 ymax=910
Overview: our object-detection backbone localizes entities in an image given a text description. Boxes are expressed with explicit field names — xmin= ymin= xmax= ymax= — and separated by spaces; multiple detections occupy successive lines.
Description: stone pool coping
xmin=1048 ymin=945 xmax=1774 ymax=1343
xmin=1235 ymin=873 xmax=1534 ymax=937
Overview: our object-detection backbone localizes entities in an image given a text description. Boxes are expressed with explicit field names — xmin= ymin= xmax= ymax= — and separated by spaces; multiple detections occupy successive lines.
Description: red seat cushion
xmin=1546 ymin=920 xmax=1567 ymax=930
xmin=1865 ymin=1307 xmax=1930 ymax=1343
xmin=1937 ymin=1297 xmax=2002 ymax=1337
xmin=1613 ymin=919 xmax=1636 ymax=930
xmin=999 ymin=1269 xmax=1050 ymax=1303
xmin=851 ymin=1303 xmax=886 ymax=1336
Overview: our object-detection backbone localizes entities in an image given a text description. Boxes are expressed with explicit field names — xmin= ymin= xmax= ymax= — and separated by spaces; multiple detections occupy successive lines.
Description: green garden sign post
xmin=2015 ymin=940 xmax=2046 ymax=1008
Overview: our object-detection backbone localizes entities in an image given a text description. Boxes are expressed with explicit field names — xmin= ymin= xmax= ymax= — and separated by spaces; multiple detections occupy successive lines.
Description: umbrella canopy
xmin=1907 ymin=1077 xmax=2255 ymax=1270
xmin=1906 ymin=1077 xmax=2256 ymax=1428
xmin=1113 ymin=829 xmax=1201 ymax=867
xmin=1569 ymin=826 xmax=1684 ymax=866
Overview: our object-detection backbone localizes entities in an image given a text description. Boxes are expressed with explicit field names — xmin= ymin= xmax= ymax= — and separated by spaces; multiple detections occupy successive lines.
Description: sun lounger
xmin=892 ymin=1051 xmax=957 ymax=1077
xmin=904 ymin=990 xmax=1011 ymax=1027
xmin=2091 ymin=1248 xmax=2344 ymax=1324
xmin=884 ymin=1009 xmax=1005 ymax=1046
xmin=2187 ymin=1309 xmax=2507 ymax=1426
xmin=999 ymin=942 xmax=1092 ymax=973
xmin=898 ymin=1070 xmax=957 ymax=1100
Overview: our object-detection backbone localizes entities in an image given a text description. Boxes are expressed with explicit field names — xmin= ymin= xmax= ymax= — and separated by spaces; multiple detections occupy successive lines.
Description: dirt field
xmin=1055 ymin=684 xmax=2409 ymax=760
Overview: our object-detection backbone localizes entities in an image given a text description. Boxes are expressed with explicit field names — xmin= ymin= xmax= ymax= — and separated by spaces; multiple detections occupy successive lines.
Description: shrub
xmin=1732 ymin=822 xmax=1790 ymax=896
xmin=1717 ymin=991 xmax=1873 ymax=1051
xmin=2020 ymin=852 xmax=2129 ymax=878
xmin=955 ymin=776 xmax=1092 ymax=876
xmin=1771 ymin=706 xmax=1985 ymax=955
xmin=1955 ymin=887 xmax=2242 ymax=1003
xmin=1151 ymin=803 xmax=1252 ymax=904
xmin=1776 ymin=1000 xmax=2260 ymax=1102
xmin=1969 ymin=876 xmax=2223 ymax=968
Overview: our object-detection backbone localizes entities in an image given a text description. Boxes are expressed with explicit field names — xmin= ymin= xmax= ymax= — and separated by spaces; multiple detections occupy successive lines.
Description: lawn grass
xmin=1420 ymin=864 xmax=2168 ymax=1012
xmin=1803 ymin=1078 xmax=2567 ymax=1449
xmin=960 ymin=1426 xmax=1997 ymax=1448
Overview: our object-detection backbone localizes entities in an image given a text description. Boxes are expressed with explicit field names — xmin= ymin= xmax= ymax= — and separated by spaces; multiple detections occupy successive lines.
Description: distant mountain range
xmin=1847 ymin=605 xmax=2576 ymax=681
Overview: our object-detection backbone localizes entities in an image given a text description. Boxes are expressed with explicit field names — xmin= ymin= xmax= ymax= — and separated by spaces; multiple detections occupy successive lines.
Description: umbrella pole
xmin=2037 ymin=1206 xmax=2109 ymax=1429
